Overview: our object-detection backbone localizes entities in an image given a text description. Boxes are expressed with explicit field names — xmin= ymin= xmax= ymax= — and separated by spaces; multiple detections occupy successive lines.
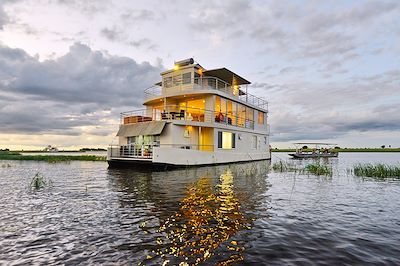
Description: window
xmin=173 ymin=75 xmax=182 ymax=86
xmin=182 ymin=72 xmax=191 ymax=84
xmin=164 ymin=77 xmax=172 ymax=88
xmin=246 ymin=107 xmax=254 ymax=128
xmin=218 ymin=131 xmax=235 ymax=149
xmin=258 ymin=111 xmax=264 ymax=124
xmin=252 ymin=135 xmax=257 ymax=149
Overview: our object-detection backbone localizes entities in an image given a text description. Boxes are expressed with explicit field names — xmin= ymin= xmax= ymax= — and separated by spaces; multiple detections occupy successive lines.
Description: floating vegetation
xmin=305 ymin=163 xmax=332 ymax=176
xmin=272 ymin=161 xmax=301 ymax=172
xmin=353 ymin=163 xmax=400 ymax=179
xmin=30 ymin=172 xmax=52 ymax=190
xmin=0 ymin=151 xmax=106 ymax=162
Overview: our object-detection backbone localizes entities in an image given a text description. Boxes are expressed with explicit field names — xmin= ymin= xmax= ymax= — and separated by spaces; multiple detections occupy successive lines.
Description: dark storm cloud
xmin=0 ymin=43 xmax=162 ymax=134
xmin=1 ymin=42 xmax=161 ymax=106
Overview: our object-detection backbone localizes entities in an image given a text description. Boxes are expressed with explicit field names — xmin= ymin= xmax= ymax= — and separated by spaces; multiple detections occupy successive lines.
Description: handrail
xmin=108 ymin=143 xmax=216 ymax=159
xmin=143 ymin=77 xmax=268 ymax=110
xmin=119 ymin=104 xmax=257 ymax=129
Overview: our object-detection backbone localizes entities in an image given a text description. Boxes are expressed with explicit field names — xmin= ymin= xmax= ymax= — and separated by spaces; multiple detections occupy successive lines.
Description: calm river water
xmin=1 ymin=153 xmax=400 ymax=265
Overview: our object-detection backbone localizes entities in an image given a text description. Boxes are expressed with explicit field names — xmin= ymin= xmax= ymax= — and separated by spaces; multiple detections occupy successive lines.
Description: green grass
xmin=305 ymin=163 xmax=332 ymax=176
xmin=30 ymin=172 xmax=53 ymax=190
xmin=272 ymin=161 xmax=301 ymax=172
xmin=353 ymin=163 xmax=400 ymax=179
xmin=0 ymin=151 xmax=106 ymax=162
xmin=272 ymin=148 xmax=400 ymax=152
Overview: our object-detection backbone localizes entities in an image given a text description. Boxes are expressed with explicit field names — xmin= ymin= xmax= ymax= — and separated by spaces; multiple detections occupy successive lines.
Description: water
xmin=0 ymin=153 xmax=400 ymax=265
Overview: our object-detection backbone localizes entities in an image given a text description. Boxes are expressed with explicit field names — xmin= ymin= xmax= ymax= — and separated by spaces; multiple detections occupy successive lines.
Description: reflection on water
xmin=146 ymin=169 xmax=249 ymax=265
xmin=107 ymin=162 xmax=271 ymax=265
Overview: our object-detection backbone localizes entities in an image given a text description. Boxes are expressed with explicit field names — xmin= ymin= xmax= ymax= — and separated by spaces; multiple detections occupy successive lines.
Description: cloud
xmin=190 ymin=0 xmax=400 ymax=64
xmin=265 ymin=70 xmax=400 ymax=142
xmin=100 ymin=26 xmax=125 ymax=42
xmin=129 ymin=38 xmax=158 ymax=51
xmin=0 ymin=42 xmax=162 ymax=134
xmin=0 ymin=4 xmax=8 ymax=30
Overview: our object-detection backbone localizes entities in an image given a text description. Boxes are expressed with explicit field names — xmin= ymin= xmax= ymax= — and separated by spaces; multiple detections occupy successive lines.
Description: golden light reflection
xmin=145 ymin=169 xmax=249 ymax=265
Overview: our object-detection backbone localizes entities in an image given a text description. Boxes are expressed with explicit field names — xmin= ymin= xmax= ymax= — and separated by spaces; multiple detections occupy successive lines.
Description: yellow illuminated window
xmin=258 ymin=111 xmax=264 ymax=124
xmin=222 ymin=132 xmax=232 ymax=149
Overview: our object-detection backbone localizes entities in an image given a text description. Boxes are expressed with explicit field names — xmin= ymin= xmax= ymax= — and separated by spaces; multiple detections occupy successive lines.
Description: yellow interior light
xmin=173 ymin=64 xmax=179 ymax=71
xmin=198 ymin=68 xmax=203 ymax=75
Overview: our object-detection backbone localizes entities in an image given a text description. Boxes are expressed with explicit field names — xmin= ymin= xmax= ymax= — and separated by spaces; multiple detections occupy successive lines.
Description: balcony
xmin=144 ymin=77 xmax=268 ymax=110
xmin=120 ymin=105 xmax=256 ymax=130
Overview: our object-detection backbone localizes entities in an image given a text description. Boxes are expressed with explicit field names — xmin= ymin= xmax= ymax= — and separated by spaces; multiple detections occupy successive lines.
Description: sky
xmin=0 ymin=0 xmax=399 ymax=150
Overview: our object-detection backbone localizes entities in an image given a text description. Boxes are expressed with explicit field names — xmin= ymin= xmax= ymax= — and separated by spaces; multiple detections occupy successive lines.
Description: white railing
xmin=144 ymin=77 xmax=268 ymax=110
xmin=108 ymin=143 xmax=215 ymax=159
xmin=120 ymin=105 xmax=256 ymax=130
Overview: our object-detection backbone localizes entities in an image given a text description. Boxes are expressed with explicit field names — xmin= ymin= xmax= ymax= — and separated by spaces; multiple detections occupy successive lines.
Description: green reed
xmin=353 ymin=163 xmax=400 ymax=179
xmin=30 ymin=172 xmax=52 ymax=190
xmin=305 ymin=163 xmax=332 ymax=176
xmin=272 ymin=161 xmax=301 ymax=173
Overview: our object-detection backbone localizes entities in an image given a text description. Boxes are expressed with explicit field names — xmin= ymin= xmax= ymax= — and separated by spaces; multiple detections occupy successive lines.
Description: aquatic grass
xmin=272 ymin=161 xmax=301 ymax=172
xmin=30 ymin=172 xmax=52 ymax=190
xmin=353 ymin=163 xmax=400 ymax=179
xmin=305 ymin=163 xmax=332 ymax=176
xmin=0 ymin=151 xmax=106 ymax=162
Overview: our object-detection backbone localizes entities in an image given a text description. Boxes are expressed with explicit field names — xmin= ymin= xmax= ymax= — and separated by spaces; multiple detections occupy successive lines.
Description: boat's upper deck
xmin=144 ymin=59 xmax=268 ymax=110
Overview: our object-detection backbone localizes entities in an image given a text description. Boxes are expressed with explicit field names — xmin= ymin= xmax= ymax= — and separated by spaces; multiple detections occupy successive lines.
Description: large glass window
xmin=218 ymin=131 xmax=235 ymax=149
xmin=238 ymin=104 xmax=246 ymax=127
xmin=173 ymin=75 xmax=181 ymax=86
xmin=258 ymin=111 xmax=264 ymax=124
xmin=163 ymin=77 xmax=172 ymax=88
xmin=182 ymin=72 xmax=191 ymax=84
xmin=246 ymin=107 xmax=254 ymax=128
xmin=231 ymin=102 xmax=237 ymax=126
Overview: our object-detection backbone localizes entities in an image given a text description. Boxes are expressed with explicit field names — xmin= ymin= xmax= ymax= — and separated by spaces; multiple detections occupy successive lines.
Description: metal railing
xmin=144 ymin=77 xmax=268 ymax=110
xmin=120 ymin=105 xmax=256 ymax=129
xmin=108 ymin=143 xmax=215 ymax=159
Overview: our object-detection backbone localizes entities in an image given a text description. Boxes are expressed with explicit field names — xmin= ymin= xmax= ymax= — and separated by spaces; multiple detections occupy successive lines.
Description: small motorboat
xmin=289 ymin=143 xmax=339 ymax=159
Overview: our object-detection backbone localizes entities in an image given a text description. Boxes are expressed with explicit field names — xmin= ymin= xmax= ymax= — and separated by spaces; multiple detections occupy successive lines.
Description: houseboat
xmin=107 ymin=58 xmax=271 ymax=168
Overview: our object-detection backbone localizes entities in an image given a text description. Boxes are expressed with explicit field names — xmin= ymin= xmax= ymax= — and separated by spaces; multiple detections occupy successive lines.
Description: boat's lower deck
xmin=107 ymin=157 xmax=271 ymax=170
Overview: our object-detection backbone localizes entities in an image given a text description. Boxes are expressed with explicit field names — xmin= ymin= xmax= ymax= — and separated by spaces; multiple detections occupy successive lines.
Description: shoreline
xmin=0 ymin=152 xmax=106 ymax=162
xmin=272 ymin=148 xmax=400 ymax=152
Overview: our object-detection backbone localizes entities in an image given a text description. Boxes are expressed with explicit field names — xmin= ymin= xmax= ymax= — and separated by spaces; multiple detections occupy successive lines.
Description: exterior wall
xmin=161 ymin=65 xmax=195 ymax=95
xmin=119 ymin=136 xmax=128 ymax=145
xmin=153 ymin=147 xmax=270 ymax=165
xmin=212 ymin=128 xmax=269 ymax=155
xmin=160 ymin=123 xmax=199 ymax=148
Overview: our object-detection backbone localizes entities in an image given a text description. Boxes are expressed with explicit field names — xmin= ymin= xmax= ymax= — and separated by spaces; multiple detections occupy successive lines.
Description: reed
xmin=353 ymin=163 xmax=400 ymax=178
xmin=30 ymin=172 xmax=52 ymax=190
xmin=272 ymin=161 xmax=301 ymax=172
xmin=0 ymin=151 xmax=106 ymax=162
xmin=305 ymin=163 xmax=332 ymax=176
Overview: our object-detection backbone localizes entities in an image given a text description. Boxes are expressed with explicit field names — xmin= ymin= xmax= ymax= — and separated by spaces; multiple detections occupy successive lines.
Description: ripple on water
xmin=0 ymin=155 xmax=399 ymax=265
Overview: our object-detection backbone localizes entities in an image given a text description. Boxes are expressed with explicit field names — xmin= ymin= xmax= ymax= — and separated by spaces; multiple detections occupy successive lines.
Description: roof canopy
xmin=203 ymin=68 xmax=251 ymax=85
xmin=117 ymin=121 xmax=166 ymax=137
